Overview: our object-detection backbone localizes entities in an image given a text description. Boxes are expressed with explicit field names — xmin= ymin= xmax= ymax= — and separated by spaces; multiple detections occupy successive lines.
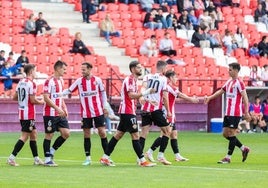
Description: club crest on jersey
xmin=47 ymin=126 xmax=52 ymax=131
xmin=132 ymin=124 xmax=138 ymax=129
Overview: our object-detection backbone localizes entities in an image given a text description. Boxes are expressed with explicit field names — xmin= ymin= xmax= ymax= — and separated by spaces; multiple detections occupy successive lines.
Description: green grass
xmin=0 ymin=131 xmax=267 ymax=188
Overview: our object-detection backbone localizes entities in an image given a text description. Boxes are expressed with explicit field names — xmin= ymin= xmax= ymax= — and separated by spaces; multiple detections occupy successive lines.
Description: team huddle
xmin=6 ymin=60 xmax=250 ymax=167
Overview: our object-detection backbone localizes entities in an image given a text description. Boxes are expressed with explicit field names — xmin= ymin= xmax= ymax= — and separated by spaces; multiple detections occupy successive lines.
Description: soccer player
xmin=204 ymin=62 xmax=250 ymax=164
xmin=139 ymin=60 xmax=172 ymax=165
xmin=100 ymin=61 xmax=156 ymax=167
xmin=145 ymin=70 xmax=199 ymax=162
xmin=63 ymin=62 xmax=109 ymax=166
xmin=42 ymin=60 xmax=70 ymax=167
xmin=7 ymin=64 xmax=44 ymax=166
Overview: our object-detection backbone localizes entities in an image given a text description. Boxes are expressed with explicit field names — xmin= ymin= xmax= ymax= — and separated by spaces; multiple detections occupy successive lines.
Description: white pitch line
xmin=1 ymin=156 xmax=267 ymax=173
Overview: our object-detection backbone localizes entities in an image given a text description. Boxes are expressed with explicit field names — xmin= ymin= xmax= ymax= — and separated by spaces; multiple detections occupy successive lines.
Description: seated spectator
xmin=191 ymin=25 xmax=210 ymax=48
xmin=234 ymin=27 xmax=249 ymax=50
xmin=202 ymin=26 xmax=221 ymax=48
xmin=35 ymin=12 xmax=56 ymax=36
xmin=250 ymin=65 xmax=263 ymax=86
xmin=258 ymin=36 xmax=268 ymax=57
xmin=262 ymin=96 xmax=268 ymax=131
xmin=156 ymin=8 xmax=168 ymax=29
xmin=159 ymin=32 xmax=177 ymax=58
xmin=166 ymin=8 xmax=178 ymax=29
xmin=176 ymin=9 xmax=193 ymax=30
xmin=6 ymin=52 xmax=15 ymax=66
xmin=249 ymin=43 xmax=260 ymax=58
xmin=71 ymin=32 xmax=91 ymax=55
xmin=24 ymin=13 xmax=36 ymax=34
xmin=194 ymin=0 xmax=205 ymax=18
xmin=205 ymin=0 xmax=222 ymax=29
xmin=199 ymin=10 xmax=215 ymax=30
xmin=183 ymin=0 xmax=194 ymax=11
xmin=119 ymin=0 xmax=138 ymax=4
xmin=222 ymin=29 xmax=238 ymax=56
xmin=254 ymin=3 xmax=268 ymax=29
xmin=143 ymin=9 xmax=163 ymax=30
xmin=249 ymin=96 xmax=267 ymax=132
xmin=16 ymin=50 xmax=29 ymax=75
xmin=1 ymin=61 xmax=21 ymax=98
xmin=140 ymin=0 xmax=154 ymax=12
xmin=238 ymin=104 xmax=253 ymax=133
xmin=139 ymin=35 xmax=158 ymax=57
xmin=100 ymin=14 xmax=120 ymax=45
xmin=0 ymin=50 xmax=6 ymax=70
xmin=261 ymin=64 xmax=268 ymax=86
xmin=188 ymin=9 xmax=199 ymax=28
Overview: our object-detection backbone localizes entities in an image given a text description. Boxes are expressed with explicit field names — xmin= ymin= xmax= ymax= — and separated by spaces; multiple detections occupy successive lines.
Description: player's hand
xmin=103 ymin=109 xmax=108 ymax=117
xmin=57 ymin=108 xmax=67 ymax=117
xmin=149 ymin=88 xmax=156 ymax=94
xmin=204 ymin=96 xmax=210 ymax=104
xmin=191 ymin=97 xmax=199 ymax=103
xmin=244 ymin=112 xmax=251 ymax=122
xmin=139 ymin=96 xmax=146 ymax=105
xmin=148 ymin=100 xmax=158 ymax=106
xmin=166 ymin=111 xmax=172 ymax=118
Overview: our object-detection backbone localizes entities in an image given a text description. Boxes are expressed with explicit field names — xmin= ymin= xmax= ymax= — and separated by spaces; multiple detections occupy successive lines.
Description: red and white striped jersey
xmin=43 ymin=77 xmax=65 ymax=116
xmin=68 ymin=76 xmax=106 ymax=118
xmin=166 ymin=84 xmax=178 ymax=123
xmin=16 ymin=78 xmax=36 ymax=120
xmin=222 ymin=78 xmax=246 ymax=117
xmin=141 ymin=73 xmax=168 ymax=112
xmin=118 ymin=75 xmax=137 ymax=115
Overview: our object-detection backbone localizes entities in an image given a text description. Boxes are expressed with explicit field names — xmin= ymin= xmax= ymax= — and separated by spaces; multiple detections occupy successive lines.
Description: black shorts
xmin=20 ymin=120 xmax=36 ymax=133
xmin=263 ymin=115 xmax=268 ymax=122
xmin=81 ymin=115 xmax=105 ymax=129
xmin=117 ymin=114 xmax=139 ymax=133
xmin=141 ymin=110 xmax=170 ymax=127
xmin=223 ymin=116 xmax=241 ymax=129
xmin=43 ymin=116 xmax=69 ymax=133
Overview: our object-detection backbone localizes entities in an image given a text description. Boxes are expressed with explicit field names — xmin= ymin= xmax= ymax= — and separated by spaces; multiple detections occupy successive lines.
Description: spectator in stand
xmin=199 ymin=10 xmax=215 ymax=30
xmin=188 ymin=9 xmax=199 ymax=28
xmin=159 ymin=32 xmax=177 ymax=61
xmin=238 ymin=104 xmax=253 ymax=133
xmin=254 ymin=3 xmax=268 ymax=30
xmin=222 ymin=29 xmax=238 ymax=56
xmin=6 ymin=52 xmax=15 ymax=66
xmin=234 ymin=27 xmax=249 ymax=51
xmin=194 ymin=0 xmax=205 ymax=18
xmin=143 ymin=9 xmax=163 ymax=30
xmin=262 ymin=96 xmax=268 ymax=131
xmin=16 ymin=50 xmax=29 ymax=75
xmin=191 ymin=25 xmax=210 ymax=48
xmin=176 ymin=0 xmax=184 ymax=13
xmin=202 ymin=25 xmax=221 ymax=48
xmin=262 ymin=0 xmax=268 ymax=14
xmin=249 ymin=96 xmax=267 ymax=133
xmin=249 ymin=65 xmax=263 ymax=87
xmin=71 ymin=32 xmax=91 ymax=55
xmin=140 ymin=0 xmax=154 ymax=12
xmin=24 ymin=13 xmax=36 ymax=35
xmin=261 ymin=64 xmax=268 ymax=86
xmin=183 ymin=0 xmax=194 ymax=11
xmin=166 ymin=8 xmax=178 ymax=29
xmin=258 ymin=36 xmax=268 ymax=57
xmin=176 ymin=9 xmax=193 ymax=30
xmin=81 ymin=0 xmax=93 ymax=23
xmin=249 ymin=43 xmax=260 ymax=58
xmin=205 ymin=0 xmax=222 ymax=29
xmin=35 ymin=12 xmax=56 ymax=36
xmin=156 ymin=8 xmax=168 ymax=29
xmin=139 ymin=35 xmax=158 ymax=57
xmin=0 ymin=50 xmax=6 ymax=70
xmin=119 ymin=0 xmax=138 ymax=4
xmin=100 ymin=14 xmax=120 ymax=46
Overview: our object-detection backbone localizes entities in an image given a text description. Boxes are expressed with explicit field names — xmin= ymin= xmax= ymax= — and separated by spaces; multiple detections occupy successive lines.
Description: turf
xmin=0 ymin=131 xmax=267 ymax=188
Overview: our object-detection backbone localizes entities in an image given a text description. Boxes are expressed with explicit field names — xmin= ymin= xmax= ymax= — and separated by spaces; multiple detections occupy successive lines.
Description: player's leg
xmin=95 ymin=115 xmax=108 ymax=153
xmin=145 ymin=134 xmax=162 ymax=162
xmin=29 ymin=127 xmax=44 ymax=165
xmin=80 ymin=118 xmax=93 ymax=165
xmin=43 ymin=116 xmax=56 ymax=166
xmin=139 ymin=111 xmax=152 ymax=152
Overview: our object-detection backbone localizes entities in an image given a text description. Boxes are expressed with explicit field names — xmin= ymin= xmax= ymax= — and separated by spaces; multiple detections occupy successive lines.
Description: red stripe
xmin=82 ymin=77 xmax=91 ymax=118
xmin=91 ymin=77 xmax=100 ymax=116
xmin=54 ymin=78 xmax=60 ymax=116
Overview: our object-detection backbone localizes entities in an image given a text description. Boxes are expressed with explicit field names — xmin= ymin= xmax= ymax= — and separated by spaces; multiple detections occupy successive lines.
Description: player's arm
xmin=61 ymin=99 xmax=68 ymax=117
xmin=163 ymin=90 xmax=171 ymax=117
xmin=204 ymin=89 xmax=225 ymax=104
xmin=62 ymin=80 xmax=78 ymax=96
xmin=30 ymin=95 xmax=44 ymax=105
xmin=43 ymin=93 xmax=66 ymax=117
xmin=13 ymin=92 xmax=18 ymax=101
xmin=241 ymin=90 xmax=250 ymax=121
xmin=177 ymin=91 xmax=199 ymax=103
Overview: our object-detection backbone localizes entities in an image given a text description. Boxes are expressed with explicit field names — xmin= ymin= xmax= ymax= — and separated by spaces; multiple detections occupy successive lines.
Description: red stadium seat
xmin=107 ymin=3 xmax=119 ymax=12
xmin=118 ymin=3 xmax=129 ymax=12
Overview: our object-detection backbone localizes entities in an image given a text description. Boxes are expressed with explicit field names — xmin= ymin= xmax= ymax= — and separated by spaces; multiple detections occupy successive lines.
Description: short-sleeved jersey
xmin=16 ymin=78 xmax=36 ymax=120
xmin=141 ymin=73 xmax=168 ymax=112
xmin=166 ymin=84 xmax=178 ymax=123
xmin=118 ymin=75 xmax=137 ymax=115
xmin=43 ymin=77 xmax=64 ymax=116
xmin=249 ymin=103 xmax=263 ymax=114
xmin=222 ymin=78 xmax=246 ymax=117
xmin=262 ymin=102 xmax=268 ymax=115
xmin=68 ymin=76 xmax=106 ymax=118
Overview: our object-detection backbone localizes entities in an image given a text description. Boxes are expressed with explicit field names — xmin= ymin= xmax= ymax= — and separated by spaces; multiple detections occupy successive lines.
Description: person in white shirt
xmin=139 ymin=35 xmax=158 ymax=57
xmin=222 ymin=29 xmax=238 ymax=56
xmin=159 ymin=32 xmax=177 ymax=57
xmin=261 ymin=64 xmax=268 ymax=86
xmin=234 ymin=27 xmax=249 ymax=50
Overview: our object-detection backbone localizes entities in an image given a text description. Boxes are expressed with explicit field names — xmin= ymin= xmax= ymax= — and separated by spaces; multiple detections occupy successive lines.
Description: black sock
xmin=170 ymin=139 xmax=179 ymax=154
xmin=150 ymin=137 xmax=161 ymax=151
xmin=227 ymin=136 xmax=236 ymax=155
xmin=132 ymin=139 xmax=144 ymax=159
xmin=235 ymin=137 xmax=242 ymax=148
xmin=105 ymin=136 xmax=118 ymax=156
xmin=139 ymin=137 xmax=146 ymax=152
xmin=84 ymin=138 xmax=91 ymax=157
xmin=261 ymin=126 xmax=267 ymax=132
xmin=52 ymin=136 xmax=66 ymax=151
xmin=11 ymin=139 xmax=24 ymax=156
xmin=101 ymin=137 xmax=108 ymax=153
xmin=253 ymin=124 xmax=257 ymax=129
xmin=43 ymin=139 xmax=51 ymax=157
xmin=30 ymin=140 xmax=38 ymax=157
xmin=159 ymin=136 xmax=169 ymax=153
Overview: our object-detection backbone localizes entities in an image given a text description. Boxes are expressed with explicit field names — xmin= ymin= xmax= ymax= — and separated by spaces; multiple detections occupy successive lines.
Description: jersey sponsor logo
xmin=52 ymin=93 xmax=64 ymax=98
xmin=81 ymin=91 xmax=98 ymax=97
xmin=226 ymin=94 xmax=235 ymax=98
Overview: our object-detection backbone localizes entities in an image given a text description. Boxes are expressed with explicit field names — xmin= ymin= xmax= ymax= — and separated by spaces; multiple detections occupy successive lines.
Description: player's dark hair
xmin=165 ymin=70 xmax=175 ymax=78
xmin=82 ymin=62 xmax=93 ymax=69
xmin=156 ymin=60 xmax=167 ymax=70
xmin=24 ymin=64 xmax=36 ymax=75
xmin=229 ymin=62 xmax=241 ymax=71
xmin=255 ymin=95 xmax=260 ymax=100
xmin=129 ymin=61 xmax=140 ymax=72
xmin=54 ymin=60 xmax=67 ymax=70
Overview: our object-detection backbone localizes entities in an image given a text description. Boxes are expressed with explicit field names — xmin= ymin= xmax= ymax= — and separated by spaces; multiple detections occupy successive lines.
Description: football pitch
xmin=0 ymin=131 xmax=267 ymax=188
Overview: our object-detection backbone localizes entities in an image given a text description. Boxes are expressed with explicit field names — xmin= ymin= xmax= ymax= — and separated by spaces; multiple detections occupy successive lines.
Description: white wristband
xmin=62 ymin=89 xmax=71 ymax=96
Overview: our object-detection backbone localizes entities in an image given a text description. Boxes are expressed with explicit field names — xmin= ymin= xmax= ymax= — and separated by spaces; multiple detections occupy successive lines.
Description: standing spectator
xmin=249 ymin=96 xmax=267 ymax=132
xmin=249 ymin=43 xmax=260 ymax=58
xmin=258 ymin=36 xmax=268 ymax=57
xmin=100 ymin=14 xmax=120 ymax=46
xmin=35 ymin=12 xmax=56 ymax=36
xmin=222 ymin=29 xmax=238 ymax=56
xmin=261 ymin=64 xmax=268 ymax=86
xmin=71 ymin=32 xmax=91 ymax=55
xmin=63 ymin=62 xmax=109 ymax=166
xmin=100 ymin=61 xmax=156 ymax=167
xmin=159 ymin=32 xmax=177 ymax=58
xmin=140 ymin=0 xmax=154 ymax=12
xmin=234 ymin=27 xmax=249 ymax=50
xmin=254 ymin=3 xmax=268 ymax=29
xmin=145 ymin=70 xmax=198 ymax=162
xmin=205 ymin=62 xmax=250 ymax=164
xmin=24 ymin=13 xmax=36 ymax=34
xmin=42 ymin=60 xmax=70 ymax=166
xmin=139 ymin=35 xmax=158 ymax=57
xmin=249 ymin=65 xmax=263 ymax=86
xmin=16 ymin=50 xmax=29 ymax=75
xmin=81 ymin=0 xmax=93 ymax=23
xmin=7 ymin=64 xmax=44 ymax=166
xmin=143 ymin=9 xmax=163 ymax=30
